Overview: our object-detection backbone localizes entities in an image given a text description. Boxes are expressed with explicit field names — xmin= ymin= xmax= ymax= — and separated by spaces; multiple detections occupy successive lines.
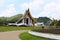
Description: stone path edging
xmin=29 ymin=31 xmax=60 ymax=40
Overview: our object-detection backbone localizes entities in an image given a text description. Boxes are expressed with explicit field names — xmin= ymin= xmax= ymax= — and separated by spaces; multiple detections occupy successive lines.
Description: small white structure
xmin=35 ymin=22 xmax=44 ymax=27
xmin=8 ymin=23 xmax=17 ymax=26
xmin=8 ymin=9 xmax=35 ymax=26
xmin=16 ymin=23 xmax=27 ymax=26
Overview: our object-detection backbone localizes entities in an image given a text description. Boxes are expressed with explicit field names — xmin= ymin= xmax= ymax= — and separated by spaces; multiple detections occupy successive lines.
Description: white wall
xmin=24 ymin=15 xmax=33 ymax=26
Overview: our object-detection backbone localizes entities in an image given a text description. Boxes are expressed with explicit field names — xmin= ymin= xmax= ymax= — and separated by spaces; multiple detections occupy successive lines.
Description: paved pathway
xmin=0 ymin=30 xmax=29 ymax=40
xmin=29 ymin=31 xmax=60 ymax=40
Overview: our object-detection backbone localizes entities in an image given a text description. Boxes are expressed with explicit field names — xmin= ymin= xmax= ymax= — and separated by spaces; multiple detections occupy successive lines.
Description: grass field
xmin=0 ymin=26 xmax=40 ymax=32
xmin=0 ymin=26 xmax=55 ymax=40
xmin=20 ymin=32 xmax=54 ymax=40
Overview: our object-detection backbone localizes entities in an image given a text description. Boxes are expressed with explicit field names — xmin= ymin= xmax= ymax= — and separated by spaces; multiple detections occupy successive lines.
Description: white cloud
xmin=0 ymin=4 xmax=16 ymax=17
xmin=0 ymin=0 xmax=4 ymax=6
xmin=39 ymin=0 xmax=60 ymax=20
xmin=21 ymin=3 xmax=28 ymax=10
xmin=21 ymin=0 xmax=46 ymax=18
xmin=21 ymin=0 xmax=60 ymax=20
xmin=21 ymin=0 xmax=44 ymax=10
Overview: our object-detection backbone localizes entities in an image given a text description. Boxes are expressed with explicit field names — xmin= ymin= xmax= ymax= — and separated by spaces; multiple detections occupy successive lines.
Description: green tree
xmin=37 ymin=17 xmax=51 ymax=24
xmin=57 ymin=20 xmax=60 ymax=26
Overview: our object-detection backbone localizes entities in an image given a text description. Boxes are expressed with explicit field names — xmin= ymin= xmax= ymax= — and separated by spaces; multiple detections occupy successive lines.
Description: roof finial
xmin=27 ymin=8 xmax=29 ymax=11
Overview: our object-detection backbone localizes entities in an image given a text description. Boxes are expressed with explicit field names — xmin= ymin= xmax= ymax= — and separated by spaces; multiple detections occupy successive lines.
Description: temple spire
xmin=27 ymin=8 xmax=29 ymax=11
xmin=26 ymin=8 xmax=30 ymax=12
xmin=26 ymin=8 xmax=30 ymax=14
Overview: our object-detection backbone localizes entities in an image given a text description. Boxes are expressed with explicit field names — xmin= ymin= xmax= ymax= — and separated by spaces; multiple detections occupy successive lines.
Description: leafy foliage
xmin=50 ymin=20 xmax=60 ymax=26
xmin=0 ymin=14 xmax=22 ymax=26
xmin=37 ymin=17 xmax=51 ymax=24
xmin=57 ymin=20 xmax=60 ymax=26
xmin=7 ymin=14 xmax=23 ymax=23
xmin=0 ymin=17 xmax=8 ymax=25
xmin=0 ymin=14 xmax=60 ymax=26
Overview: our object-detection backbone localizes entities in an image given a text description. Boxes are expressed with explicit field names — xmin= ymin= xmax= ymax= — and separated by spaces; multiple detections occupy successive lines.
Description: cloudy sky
xmin=0 ymin=0 xmax=60 ymax=20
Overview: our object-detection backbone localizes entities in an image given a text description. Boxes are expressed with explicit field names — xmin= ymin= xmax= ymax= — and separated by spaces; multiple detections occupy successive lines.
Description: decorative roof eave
xmin=17 ymin=8 xmax=36 ymax=23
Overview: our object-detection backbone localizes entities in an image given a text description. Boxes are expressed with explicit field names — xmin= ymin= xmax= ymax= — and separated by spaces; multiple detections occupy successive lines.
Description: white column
xmin=23 ymin=19 xmax=24 ymax=23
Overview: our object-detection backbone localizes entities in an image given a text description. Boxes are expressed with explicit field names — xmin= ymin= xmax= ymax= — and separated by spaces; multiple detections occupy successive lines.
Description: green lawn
xmin=0 ymin=26 xmax=40 ymax=32
xmin=20 ymin=32 xmax=54 ymax=40
xmin=0 ymin=26 xmax=55 ymax=40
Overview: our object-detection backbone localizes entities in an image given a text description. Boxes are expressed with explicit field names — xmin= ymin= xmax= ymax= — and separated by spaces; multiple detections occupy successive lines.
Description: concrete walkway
xmin=29 ymin=31 xmax=60 ymax=40
xmin=0 ymin=30 xmax=29 ymax=40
